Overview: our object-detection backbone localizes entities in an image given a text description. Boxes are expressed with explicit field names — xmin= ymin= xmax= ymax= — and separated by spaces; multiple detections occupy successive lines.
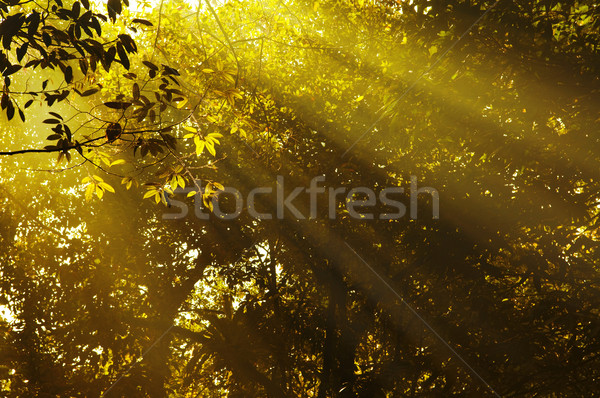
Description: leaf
xmin=7 ymin=103 xmax=15 ymax=121
xmin=110 ymin=159 xmax=125 ymax=166
xmin=85 ymin=183 xmax=94 ymax=201
xmin=106 ymin=122 xmax=122 ymax=142
xmin=64 ymin=66 xmax=73 ymax=83
xmin=104 ymin=101 xmax=131 ymax=110
xmin=194 ymin=136 xmax=205 ymax=155
xmin=107 ymin=0 xmax=122 ymax=21
xmin=187 ymin=191 xmax=197 ymax=197
xmin=118 ymin=34 xmax=137 ymax=53
xmin=176 ymin=97 xmax=188 ymax=109
xmin=203 ymin=195 xmax=214 ymax=212
xmin=142 ymin=60 xmax=158 ymax=70
xmin=80 ymin=88 xmax=99 ymax=97
xmin=121 ymin=177 xmax=134 ymax=190
xmin=143 ymin=189 xmax=157 ymax=199
xmin=71 ymin=1 xmax=81 ymax=18
xmin=2 ymin=65 xmax=21 ymax=77
xmin=16 ymin=43 xmax=28 ymax=62
xmin=206 ymin=141 xmax=216 ymax=156
xmin=132 ymin=83 xmax=140 ymax=100
xmin=95 ymin=185 xmax=104 ymax=199
xmin=98 ymin=182 xmax=114 ymax=193
xmin=206 ymin=132 xmax=222 ymax=145
xmin=162 ymin=65 xmax=180 ymax=76
xmin=131 ymin=18 xmax=153 ymax=26
xmin=116 ymin=42 xmax=129 ymax=69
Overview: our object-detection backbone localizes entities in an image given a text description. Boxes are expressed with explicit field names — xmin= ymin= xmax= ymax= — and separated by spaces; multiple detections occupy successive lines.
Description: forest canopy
xmin=1 ymin=0 xmax=599 ymax=396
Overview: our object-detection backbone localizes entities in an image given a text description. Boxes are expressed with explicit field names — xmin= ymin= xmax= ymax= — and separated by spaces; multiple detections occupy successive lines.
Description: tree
xmin=1 ymin=0 xmax=600 ymax=397
xmin=0 ymin=0 xmax=189 ymax=200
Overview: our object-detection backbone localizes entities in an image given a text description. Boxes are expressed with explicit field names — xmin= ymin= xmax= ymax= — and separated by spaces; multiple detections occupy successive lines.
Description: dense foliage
xmin=1 ymin=0 xmax=599 ymax=396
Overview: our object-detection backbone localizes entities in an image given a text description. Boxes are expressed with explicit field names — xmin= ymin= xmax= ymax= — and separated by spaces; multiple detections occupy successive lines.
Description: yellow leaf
xmin=110 ymin=159 xmax=125 ymax=166
xmin=187 ymin=190 xmax=197 ymax=197
xmin=183 ymin=126 xmax=197 ymax=133
xmin=93 ymin=175 xmax=104 ymax=182
xmin=195 ymin=140 xmax=205 ymax=156
xmin=96 ymin=186 xmax=104 ymax=199
xmin=203 ymin=195 xmax=213 ymax=211
xmin=85 ymin=184 xmax=94 ymax=201
xmin=205 ymin=136 xmax=220 ymax=145
xmin=183 ymin=133 xmax=195 ymax=139
xmin=143 ymin=190 xmax=157 ymax=199
xmin=222 ymin=73 xmax=235 ymax=84
xmin=206 ymin=141 xmax=216 ymax=156
xmin=99 ymin=182 xmax=115 ymax=193
xmin=202 ymin=68 xmax=214 ymax=73
xmin=176 ymin=98 xmax=188 ymax=109
xmin=82 ymin=177 xmax=91 ymax=184
xmin=154 ymin=192 xmax=161 ymax=204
